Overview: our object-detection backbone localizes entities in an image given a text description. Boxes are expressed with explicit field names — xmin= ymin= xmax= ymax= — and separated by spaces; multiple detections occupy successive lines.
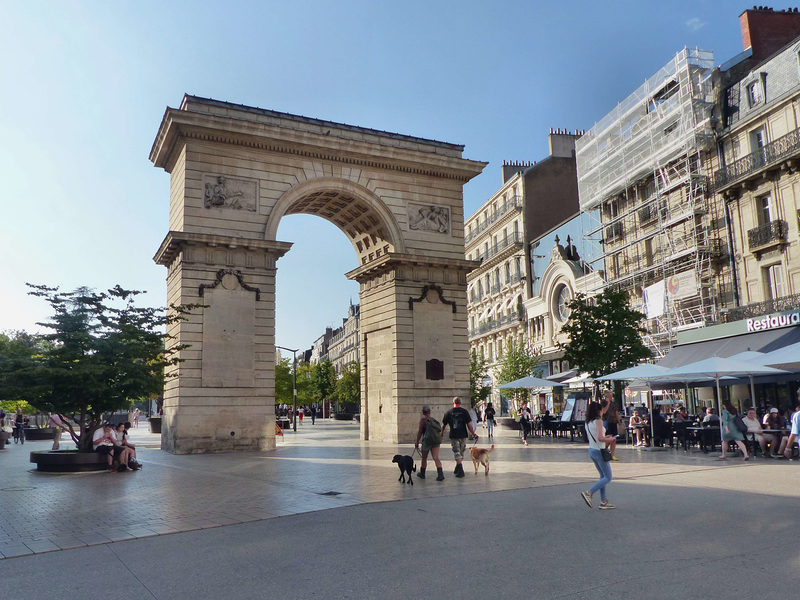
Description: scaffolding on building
xmin=576 ymin=48 xmax=726 ymax=358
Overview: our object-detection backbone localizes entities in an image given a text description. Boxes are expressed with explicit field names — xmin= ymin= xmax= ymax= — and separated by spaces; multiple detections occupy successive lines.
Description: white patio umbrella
xmin=661 ymin=357 xmax=788 ymax=443
xmin=496 ymin=375 xmax=565 ymax=389
xmin=727 ymin=351 xmax=767 ymax=405
xmin=754 ymin=341 xmax=800 ymax=371
xmin=599 ymin=364 xmax=672 ymax=448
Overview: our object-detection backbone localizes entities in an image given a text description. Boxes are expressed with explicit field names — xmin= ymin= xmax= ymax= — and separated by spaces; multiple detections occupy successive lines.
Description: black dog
xmin=392 ymin=454 xmax=416 ymax=485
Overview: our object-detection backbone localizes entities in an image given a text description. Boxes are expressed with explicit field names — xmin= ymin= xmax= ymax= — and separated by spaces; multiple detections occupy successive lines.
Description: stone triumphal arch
xmin=151 ymin=95 xmax=486 ymax=453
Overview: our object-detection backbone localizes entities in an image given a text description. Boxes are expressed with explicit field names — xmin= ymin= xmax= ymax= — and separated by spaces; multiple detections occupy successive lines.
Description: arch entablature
xmin=264 ymin=177 xmax=406 ymax=266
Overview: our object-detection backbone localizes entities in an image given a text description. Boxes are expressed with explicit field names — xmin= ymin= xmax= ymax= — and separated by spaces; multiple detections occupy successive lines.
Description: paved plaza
xmin=1 ymin=420 xmax=799 ymax=598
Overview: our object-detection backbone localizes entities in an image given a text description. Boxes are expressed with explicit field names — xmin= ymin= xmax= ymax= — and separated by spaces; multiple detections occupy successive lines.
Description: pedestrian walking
xmin=310 ymin=405 xmax=317 ymax=425
xmin=133 ymin=408 xmax=140 ymax=428
xmin=441 ymin=397 xmax=478 ymax=478
xmin=47 ymin=413 xmax=66 ymax=450
xmin=414 ymin=406 xmax=445 ymax=481
xmin=581 ymin=401 xmax=616 ymax=510
xmin=518 ymin=401 xmax=532 ymax=445
xmin=720 ymin=399 xmax=749 ymax=461
xmin=485 ymin=402 xmax=496 ymax=439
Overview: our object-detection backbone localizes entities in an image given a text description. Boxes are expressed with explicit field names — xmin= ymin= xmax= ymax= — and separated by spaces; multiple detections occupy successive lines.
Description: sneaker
xmin=599 ymin=502 xmax=616 ymax=510
xmin=107 ymin=467 xmax=117 ymax=473
xmin=580 ymin=491 xmax=593 ymax=508
xmin=611 ymin=456 xmax=620 ymax=461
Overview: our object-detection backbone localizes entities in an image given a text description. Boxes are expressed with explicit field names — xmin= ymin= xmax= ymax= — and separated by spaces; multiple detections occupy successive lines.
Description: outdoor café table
xmin=686 ymin=426 xmax=720 ymax=453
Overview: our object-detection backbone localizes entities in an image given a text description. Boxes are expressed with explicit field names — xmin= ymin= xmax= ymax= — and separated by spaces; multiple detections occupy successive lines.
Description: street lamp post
xmin=276 ymin=345 xmax=298 ymax=432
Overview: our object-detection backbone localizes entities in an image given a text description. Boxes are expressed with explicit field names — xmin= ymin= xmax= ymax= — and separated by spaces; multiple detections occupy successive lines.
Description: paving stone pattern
xmin=0 ymin=419 xmax=791 ymax=559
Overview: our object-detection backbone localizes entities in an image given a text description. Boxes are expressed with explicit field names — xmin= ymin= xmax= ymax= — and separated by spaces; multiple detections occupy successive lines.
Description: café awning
xmin=657 ymin=326 xmax=800 ymax=368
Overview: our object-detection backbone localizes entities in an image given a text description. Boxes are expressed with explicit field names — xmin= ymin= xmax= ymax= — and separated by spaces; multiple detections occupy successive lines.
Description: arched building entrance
xmin=151 ymin=96 xmax=486 ymax=453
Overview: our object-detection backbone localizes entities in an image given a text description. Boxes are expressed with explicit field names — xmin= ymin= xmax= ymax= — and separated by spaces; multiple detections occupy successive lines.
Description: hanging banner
xmin=643 ymin=280 xmax=666 ymax=319
xmin=667 ymin=269 xmax=697 ymax=301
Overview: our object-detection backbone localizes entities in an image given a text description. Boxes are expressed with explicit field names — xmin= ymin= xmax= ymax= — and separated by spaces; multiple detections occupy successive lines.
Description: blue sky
xmin=0 ymin=1 xmax=744 ymax=352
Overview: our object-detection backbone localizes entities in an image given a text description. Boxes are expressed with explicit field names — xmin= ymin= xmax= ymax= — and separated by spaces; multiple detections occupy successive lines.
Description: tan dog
xmin=470 ymin=444 xmax=494 ymax=475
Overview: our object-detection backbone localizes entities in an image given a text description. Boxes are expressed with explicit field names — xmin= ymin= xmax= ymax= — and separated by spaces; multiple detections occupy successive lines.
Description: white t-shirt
xmin=742 ymin=416 xmax=762 ymax=434
xmin=791 ymin=410 xmax=800 ymax=437
xmin=586 ymin=419 xmax=605 ymax=450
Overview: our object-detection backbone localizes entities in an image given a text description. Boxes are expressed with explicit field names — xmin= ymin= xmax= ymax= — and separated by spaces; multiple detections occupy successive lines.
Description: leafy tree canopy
xmin=311 ymin=359 xmax=336 ymax=408
xmin=559 ymin=288 xmax=651 ymax=395
xmin=0 ymin=284 xmax=194 ymax=450
xmin=333 ymin=361 xmax=360 ymax=412
xmin=469 ymin=350 xmax=491 ymax=408
xmin=495 ymin=336 xmax=541 ymax=406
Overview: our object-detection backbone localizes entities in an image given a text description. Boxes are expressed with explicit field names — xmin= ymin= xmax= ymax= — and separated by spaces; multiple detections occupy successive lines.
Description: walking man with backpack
xmin=441 ymin=397 xmax=479 ymax=478
xmin=414 ymin=406 xmax=445 ymax=481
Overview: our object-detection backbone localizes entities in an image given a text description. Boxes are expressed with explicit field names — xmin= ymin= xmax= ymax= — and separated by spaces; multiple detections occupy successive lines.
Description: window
xmin=644 ymin=238 xmax=654 ymax=267
xmin=757 ymin=194 xmax=774 ymax=225
xmin=505 ymin=262 xmax=511 ymax=283
xmin=765 ymin=264 xmax=785 ymax=300
xmin=746 ymin=80 xmax=763 ymax=108
xmin=555 ymin=285 xmax=571 ymax=322
xmin=750 ymin=127 xmax=766 ymax=154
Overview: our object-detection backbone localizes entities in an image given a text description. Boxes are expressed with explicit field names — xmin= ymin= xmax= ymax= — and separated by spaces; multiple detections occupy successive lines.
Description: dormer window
xmin=747 ymin=81 xmax=762 ymax=107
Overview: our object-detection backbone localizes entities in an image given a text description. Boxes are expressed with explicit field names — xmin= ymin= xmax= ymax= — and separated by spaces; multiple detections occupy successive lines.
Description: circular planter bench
xmin=30 ymin=450 xmax=108 ymax=472
xmin=149 ymin=417 xmax=162 ymax=434
xmin=497 ymin=416 xmax=521 ymax=430
xmin=333 ymin=413 xmax=354 ymax=421
xmin=24 ymin=427 xmax=58 ymax=441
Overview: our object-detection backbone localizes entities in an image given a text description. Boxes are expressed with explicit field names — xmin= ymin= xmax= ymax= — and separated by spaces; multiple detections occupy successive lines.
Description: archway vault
xmin=264 ymin=177 xmax=406 ymax=266
xmin=151 ymin=95 xmax=486 ymax=453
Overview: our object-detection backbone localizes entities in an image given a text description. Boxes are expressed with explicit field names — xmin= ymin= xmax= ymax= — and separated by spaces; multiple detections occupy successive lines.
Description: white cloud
xmin=686 ymin=17 xmax=705 ymax=32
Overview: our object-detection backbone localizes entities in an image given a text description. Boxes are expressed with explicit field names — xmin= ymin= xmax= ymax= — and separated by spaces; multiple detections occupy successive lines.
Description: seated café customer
xmin=765 ymin=408 xmax=786 ymax=457
xmin=629 ymin=411 xmax=645 ymax=446
xmin=742 ymin=407 xmax=776 ymax=458
xmin=92 ymin=423 xmax=118 ymax=472
xmin=700 ymin=408 xmax=720 ymax=453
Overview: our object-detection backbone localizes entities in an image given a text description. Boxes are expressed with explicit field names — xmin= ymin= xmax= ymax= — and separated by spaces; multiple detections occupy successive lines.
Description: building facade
xmin=328 ymin=302 xmax=361 ymax=375
xmin=465 ymin=131 xmax=583 ymax=408
xmin=576 ymin=48 xmax=732 ymax=359
xmin=713 ymin=8 xmax=800 ymax=325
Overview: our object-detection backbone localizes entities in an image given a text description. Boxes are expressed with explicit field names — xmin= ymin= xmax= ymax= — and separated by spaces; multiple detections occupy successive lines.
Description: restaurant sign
xmin=746 ymin=310 xmax=800 ymax=332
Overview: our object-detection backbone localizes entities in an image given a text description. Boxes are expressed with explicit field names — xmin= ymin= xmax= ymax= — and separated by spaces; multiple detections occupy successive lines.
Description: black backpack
xmin=733 ymin=414 xmax=748 ymax=434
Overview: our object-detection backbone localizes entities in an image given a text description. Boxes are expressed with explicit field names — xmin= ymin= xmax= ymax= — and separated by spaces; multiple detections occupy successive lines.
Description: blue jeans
xmin=588 ymin=448 xmax=612 ymax=502
xmin=487 ymin=419 xmax=494 ymax=437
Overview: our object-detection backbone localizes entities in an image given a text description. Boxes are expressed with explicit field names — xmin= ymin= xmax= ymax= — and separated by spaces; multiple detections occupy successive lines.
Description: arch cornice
xmin=263 ymin=177 xmax=407 ymax=253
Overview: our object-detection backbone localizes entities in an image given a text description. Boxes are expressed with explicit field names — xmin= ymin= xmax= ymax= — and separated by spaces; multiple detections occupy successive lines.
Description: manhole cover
xmin=1 ymin=486 xmax=37 ymax=492
xmin=318 ymin=491 xmax=342 ymax=496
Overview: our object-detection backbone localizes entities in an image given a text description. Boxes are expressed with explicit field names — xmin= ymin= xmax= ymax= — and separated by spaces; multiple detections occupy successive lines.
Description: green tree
xmin=333 ymin=361 xmax=360 ymax=413
xmin=469 ymin=350 xmax=491 ymax=408
xmin=559 ymin=288 xmax=651 ymax=399
xmin=275 ymin=356 xmax=293 ymax=407
xmin=495 ymin=336 xmax=541 ymax=410
xmin=311 ymin=359 xmax=336 ymax=410
xmin=9 ymin=284 xmax=193 ymax=451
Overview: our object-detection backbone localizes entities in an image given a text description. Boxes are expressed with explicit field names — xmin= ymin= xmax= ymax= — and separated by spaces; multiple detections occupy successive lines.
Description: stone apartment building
xmin=712 ymin=7 xmax=800 ymax=324
xmin=327 ymin=302 xmax=360 ymax=375
xmin=465 ymin=131 xmax=583 ymax=407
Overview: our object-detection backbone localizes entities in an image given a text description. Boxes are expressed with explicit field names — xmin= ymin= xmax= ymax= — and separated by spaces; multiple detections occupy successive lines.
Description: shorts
xmin=95 ymin=445 xmax=113 ymax=456
xmin=450 ymin=438 xmax=467 ymax=460
xmin=421 ymin=438 xmax=439 ymax=452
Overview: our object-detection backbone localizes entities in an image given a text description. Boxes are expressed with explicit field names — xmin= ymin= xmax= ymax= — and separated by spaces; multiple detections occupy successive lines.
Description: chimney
xmin=548 ymin=128 xmax=584 ymax=159
xmin=740 ymin=6 xmax=800 ymax=63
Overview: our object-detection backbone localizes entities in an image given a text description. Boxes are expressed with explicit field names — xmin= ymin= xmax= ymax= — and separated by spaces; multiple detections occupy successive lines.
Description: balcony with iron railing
xmin=748 ymin=219 xmax=788 ymax=252
xmin=469 ymin=312 xmax=525 ymax=338
xmin=721 ymin=292 xmax=800 ymax=323
xmin=714 ymin=127 xmax=800 ymax=191
xmin=473 ymin=232 xmax=523 ymax=264
xmin=465 ymin=196 xmax=522 ymax=245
